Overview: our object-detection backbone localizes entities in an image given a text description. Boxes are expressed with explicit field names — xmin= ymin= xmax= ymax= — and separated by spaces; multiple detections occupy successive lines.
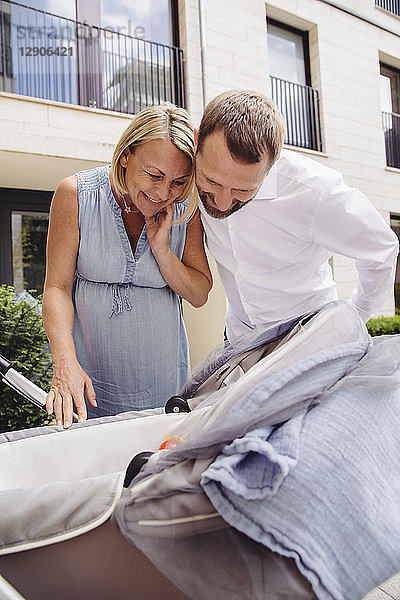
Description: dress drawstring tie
xmin=108 ymin=284 xmax=132 ymax=318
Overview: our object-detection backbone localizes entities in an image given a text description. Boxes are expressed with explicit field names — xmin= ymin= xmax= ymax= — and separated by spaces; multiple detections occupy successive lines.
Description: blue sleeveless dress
xmin=73 ymin=165 xmax=190 ymax=417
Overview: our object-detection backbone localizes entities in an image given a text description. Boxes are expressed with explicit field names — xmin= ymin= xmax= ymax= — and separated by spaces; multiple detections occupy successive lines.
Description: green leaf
xmin=366 ymin=315 xmax=400 ymax=337
xmin=0 ymin=285 xmax=53 ymax=433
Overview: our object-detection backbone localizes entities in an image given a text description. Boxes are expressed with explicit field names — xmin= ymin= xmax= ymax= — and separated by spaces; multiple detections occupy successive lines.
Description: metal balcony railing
xmin=383 ymin=111 xmax=400 ymax=169
xmin=375 ymin=0 xmax=400 ymax=17
xmin=0 ymin=0 xmax=186 ymax=113
xmin=270 ymin=76 xmax=323 ymax=153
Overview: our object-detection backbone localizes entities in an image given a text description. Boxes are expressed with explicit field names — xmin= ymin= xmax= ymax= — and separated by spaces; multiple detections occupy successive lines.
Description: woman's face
xmin=119 ymin=139 xmax=192 ymax=218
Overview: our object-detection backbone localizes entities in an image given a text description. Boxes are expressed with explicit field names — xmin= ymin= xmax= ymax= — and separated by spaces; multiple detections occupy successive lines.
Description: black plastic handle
xmin=123 ymin=451 xmax=153 ymax=488
xmin=164 ymin=395 xmax=191 ymax=414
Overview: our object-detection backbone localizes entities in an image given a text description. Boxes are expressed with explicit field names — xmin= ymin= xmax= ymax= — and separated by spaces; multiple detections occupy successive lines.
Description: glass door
xmin=0 ymin=188 xmax=52 ymax=297
xmin=11 ymin=211 xmax=49 ymax=295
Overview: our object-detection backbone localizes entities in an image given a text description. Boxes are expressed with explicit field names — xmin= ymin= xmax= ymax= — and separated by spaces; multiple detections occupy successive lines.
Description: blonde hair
xmin=112 ymin=103 xmax=197 ymax=224
xmin=198 ymin=90 xmax=285 ymax=164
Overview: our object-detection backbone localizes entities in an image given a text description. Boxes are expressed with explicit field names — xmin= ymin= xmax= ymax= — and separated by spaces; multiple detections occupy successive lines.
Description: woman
xmin=43 ymin=103 xmax=212 ymax=428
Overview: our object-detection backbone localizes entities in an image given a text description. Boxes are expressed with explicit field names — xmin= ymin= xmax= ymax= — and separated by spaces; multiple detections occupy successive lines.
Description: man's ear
xmin=194 ymin=128 xmax=199 ymax=152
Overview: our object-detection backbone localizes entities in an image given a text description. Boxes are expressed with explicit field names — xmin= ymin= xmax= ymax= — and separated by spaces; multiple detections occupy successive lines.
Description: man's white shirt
xmin=199 ymin=149 xmax=399 ymax=340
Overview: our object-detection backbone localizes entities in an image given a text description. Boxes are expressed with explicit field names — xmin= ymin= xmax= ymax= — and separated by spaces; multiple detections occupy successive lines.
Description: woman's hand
xmin=45 ymin=357 xmax=97 ymax=429
xmin=144 ymin=208 xmax=212 ymax=308
xmin=145 ymin=203 xmax=175 ymax=258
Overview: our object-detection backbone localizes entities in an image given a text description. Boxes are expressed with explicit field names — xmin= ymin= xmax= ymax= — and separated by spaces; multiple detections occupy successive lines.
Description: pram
xmin=0 ymin=301 xmax=399 ymax=600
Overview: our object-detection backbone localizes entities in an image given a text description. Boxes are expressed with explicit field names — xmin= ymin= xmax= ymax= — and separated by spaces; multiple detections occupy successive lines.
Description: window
xmin=375 ymin=0 xmax=400 ymax=18
xmin=100 ymin=0 xmax=174 ymax=46
xmin=0 ymin=189 xmax=52 ymax=296
xmin=14 ymin=0 xmax=76 ymax=18
xmin=1 ymin=0 xmax=182 ymax=112
xmin=380 ymin=64 xmax=400 ymax=168
xmin=380 ymin=64 xmax=400 ymax=114
xmin=74 ymin=0 xmax=178 ymax=108
xmin=267 ymin=21 xmax=309 ymax=86
xmin=96 ymin=0 xmax=179 ymax=112
xmin=391 ymin=215 xmax=400 ymax=314
xmin=267 ymin=20 xmax=322 ymax=152
xmin=0 ymin=2 xmax=12 ymax=85
xmin=7 ymin=0 xmax=79 ymax=103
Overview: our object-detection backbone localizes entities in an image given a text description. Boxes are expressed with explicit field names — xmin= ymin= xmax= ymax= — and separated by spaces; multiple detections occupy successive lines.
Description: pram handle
xmin=0 ymin=574 xmax=25 ymax=600
xmin=0 ymin=355 xmax=11 ymax=378
xmin=0 ymin=354 xmax=78 ymax=423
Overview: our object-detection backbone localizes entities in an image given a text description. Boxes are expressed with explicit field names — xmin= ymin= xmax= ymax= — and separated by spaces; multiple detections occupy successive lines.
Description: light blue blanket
xmin=202 ymin=335 xmax=400 ymax=600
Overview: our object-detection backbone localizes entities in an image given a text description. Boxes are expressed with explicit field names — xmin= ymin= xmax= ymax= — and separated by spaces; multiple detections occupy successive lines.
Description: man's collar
xmin=253 ymin=160 xmax=278 ymax=201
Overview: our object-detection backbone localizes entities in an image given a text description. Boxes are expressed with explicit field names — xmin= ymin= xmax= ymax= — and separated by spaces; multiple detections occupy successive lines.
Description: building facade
xmin=1 ymin=0 xmax=399 ymax=365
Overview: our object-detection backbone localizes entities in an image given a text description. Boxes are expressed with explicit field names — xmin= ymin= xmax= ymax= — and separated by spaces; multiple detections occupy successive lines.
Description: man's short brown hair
xmin=197 ymin=90 xmax=285 ymax=164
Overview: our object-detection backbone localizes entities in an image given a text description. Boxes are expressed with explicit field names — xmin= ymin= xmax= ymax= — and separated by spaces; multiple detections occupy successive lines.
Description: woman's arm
xmin=146 ymin=207 xmax=212 ymax=307
xmin=42 ymin=176 xmax=96 ymax=428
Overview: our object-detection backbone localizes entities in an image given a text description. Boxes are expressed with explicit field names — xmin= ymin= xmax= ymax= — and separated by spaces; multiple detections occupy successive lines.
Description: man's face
xmin=195 ymin=131 xmax=273 ymax=219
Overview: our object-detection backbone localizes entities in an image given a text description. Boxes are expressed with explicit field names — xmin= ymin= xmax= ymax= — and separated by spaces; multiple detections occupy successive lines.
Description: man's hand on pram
xmin=45 ymin=358 xmax=97 ymax=428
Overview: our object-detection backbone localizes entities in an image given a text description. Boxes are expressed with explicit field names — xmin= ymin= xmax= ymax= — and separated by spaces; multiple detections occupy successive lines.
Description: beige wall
xmin=180 ymin=0 xmax=270 ymax=124
xmin=183 ymin=252 xmax=226 ymax=367
xmin=0 ymin=92 xmax=130 ymax=189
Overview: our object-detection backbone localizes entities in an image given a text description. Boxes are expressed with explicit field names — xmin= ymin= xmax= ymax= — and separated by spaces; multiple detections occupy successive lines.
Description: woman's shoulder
xmin=55 ymin=175 xmax=77 ymax=195
xmin=75 ymin=165 xmax=110 ymax=193
xmin=50 ymin=176 xmax=79 ymax=224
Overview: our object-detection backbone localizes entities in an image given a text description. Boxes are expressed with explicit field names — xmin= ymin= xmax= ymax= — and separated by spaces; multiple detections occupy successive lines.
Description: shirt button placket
xmin=229 ymin=216 xmax=249 ymax=310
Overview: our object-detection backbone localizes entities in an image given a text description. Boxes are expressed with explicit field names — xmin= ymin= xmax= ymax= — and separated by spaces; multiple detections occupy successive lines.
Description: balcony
xmin=270 ymin=76 xmax=323 ymax=153
xmin=0 ymin=0 xmax=186 ymax=114
xmin=375 ymin=0 xmax=400 ymax=17
xmin=383 ymin=111 xmax=400 ymax=169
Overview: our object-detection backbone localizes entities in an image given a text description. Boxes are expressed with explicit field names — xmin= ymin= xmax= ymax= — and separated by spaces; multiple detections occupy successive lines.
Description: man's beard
xmin=198 ymin=190 xmax=250 ymax=219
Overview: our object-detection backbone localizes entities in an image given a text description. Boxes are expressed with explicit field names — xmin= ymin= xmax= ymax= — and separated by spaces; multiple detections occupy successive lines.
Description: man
xmin=196 ymin=90 xmax=399 ymax=341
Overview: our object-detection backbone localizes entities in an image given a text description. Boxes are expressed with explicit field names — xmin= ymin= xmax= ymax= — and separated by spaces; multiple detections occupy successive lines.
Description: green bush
xmin=0 ymin=285 xmax=53 ymax=433
xmin=366 ymin=314 xmax=400 ymax=337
